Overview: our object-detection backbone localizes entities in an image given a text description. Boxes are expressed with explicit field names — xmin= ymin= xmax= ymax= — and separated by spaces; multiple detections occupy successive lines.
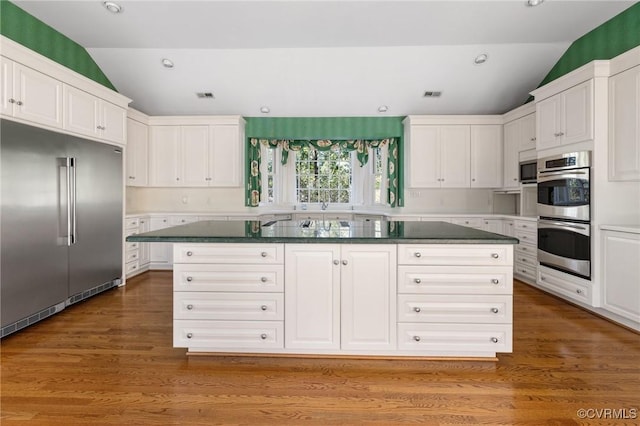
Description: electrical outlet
xmin=181 ymin=196 xmax=188 ymax=204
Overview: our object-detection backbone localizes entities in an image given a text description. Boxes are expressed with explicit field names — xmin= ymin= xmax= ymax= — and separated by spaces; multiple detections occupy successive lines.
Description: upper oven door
xmin=537 ymin=168 xmax=590 ymax=221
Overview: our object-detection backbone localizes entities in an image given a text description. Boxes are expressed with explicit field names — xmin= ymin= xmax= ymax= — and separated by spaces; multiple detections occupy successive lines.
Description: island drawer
xmin=397 ymin=295 xmax=512 ymax=324
xmin=174 ymin=243 xmax=284 ymax=264
xmin=174 ymin=292 xmax=284 ymax=321
xmin=174 ymin=264 xmax=284 ymax=292
xmin=397 ymin=244 xmax=513 ymax=266
xmin=173 ymin=320 xmax=284 ymax=349
xmin=397 ymin=323 xmax=512 ymax=353
xmin=398 ymin=266 xmax=513 ymax=294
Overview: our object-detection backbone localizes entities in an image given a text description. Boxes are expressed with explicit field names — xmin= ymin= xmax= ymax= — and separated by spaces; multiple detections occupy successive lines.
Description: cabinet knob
xmin=413 ymin=336 xmax=421 ymax=342
xmin=576 ymin=289 xmax=582 ymax=294
xmin=491 ymin=308 xmax=499 ymax=314
xmin=333 ymin=260 xmax=340 ymax=265
xmin=16 ymin=100 xmax=23 ymax=106
xmin=186 ymin=251 xmax=193 ymax=256
xmin=342 ymin=260 xmax=348 ymax=266
xmin=491 ymin=279 xmax=499 ymax=284
xmin=540 ymin=275 xmax=546 ymax=281
xmin=186 ymin=276 xmax=193 ymax=282
xmin=513 ymin=178 xmax=518 ymax=181
xmin=472 ymin=179 xmax=476 ymax=182
xmin=186 ymin=333 xmax=193 ymax=339
xmin=413 ymin=307 xmax=421 ymax=313
xmin=261 ymin=252 xmax=268 ymax=257
xmin=187 ymin=304 xmax=194 ymax=310
xmin=261 ymin=305 xmax=268 ymax=311
xmin=490 ymin=337 xmax=499 ymax=343
xmin=260 ymin=333 xmax=268 ymax=340
xmin=414 ymin=278 xmax=422 ymax=284
xmin=491 ymin=253 xmax=499 ymax=259
xmin=260 ymin=276 xmax=268 ymax=283
xmin=414 ymin=252 xmax=422 ymax=258
xmin=8 ymin=98 xmax=15 ymax=104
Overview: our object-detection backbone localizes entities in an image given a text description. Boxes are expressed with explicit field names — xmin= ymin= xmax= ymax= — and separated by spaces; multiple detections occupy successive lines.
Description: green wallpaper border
xmin=0 ymin=0 xmax=116 ymax=91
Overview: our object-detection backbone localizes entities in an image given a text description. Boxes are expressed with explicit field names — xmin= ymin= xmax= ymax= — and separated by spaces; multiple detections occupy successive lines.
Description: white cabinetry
xmin=1 ymin=56 xmax=62 ymax=128
xmin=608 ymin=65 xmax=640 ymax=181
xmin=601 ymin=229 xmax=640 ymax=328
xmin=285 ymin=244 xmax=397 ymax=351
xmin=405 ymin=125 xmax=470 ymax=188
xmin=209 ymin=125 xmax=243 ymax=187
xmin=536 ymin=80 xmax=593 ymax=150
xmin=513 ymin=220 xmax=537 ymax=285
xmin=502 ymin=120 xmax=520 ymax=189
xmin=63 ymin=85 xmax=126 ymax=144
xmin=520 ymin=113 xmax=537 ymax=151
xmin=126 ymin=117 xmax=149 ymax=186
xmin=173 ymin=244 xmax=285 ymax=350
xmin=470 ymin=125 xmax=502 ymax=188
xmin=124 ymin=215 xmax=151 ymax=278
xmin=149 ymin=216 xmax=171 ymax=267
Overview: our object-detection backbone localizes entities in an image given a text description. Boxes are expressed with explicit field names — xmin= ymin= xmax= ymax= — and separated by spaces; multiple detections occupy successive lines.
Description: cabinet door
xmin=520 ymin=113 xmax=536 ymax=151
xmin=14 ymin=63 xmax=62 ymax=128
xmin=149 ymin=216 xmax=171 ymax=264
xmin=471 ymin=125 xmax=502 ymax=188
xmin=126 ymin=118 xmax=149 ymax=186
xmin=341 ymin=245 xmax=396 ymax=350
xmin=285 ymin=244 xmax=340 ymax=350
xmin=407 ymin=126 xmax=440 ymax=188
xmin=63 ymin=85 xmax=100 ymax=138
xmin=503 ymin=120 xmax=520 ymax=188
xmin=180 ymin=126 xmax=209 ymax=186
xmin=0 ymin=57 xmax=14 ymax=116
xmin=608 ymin=66 xmax=640 ymax=181
xmin=440 ymin=126 xmax=470 ymax=188
xmin=138 ymin=217 xmax=150 ymax=266
xmin=602 ymin=231 xmax=640 ymax=322
xmin=100 ymin=101 xmax=126 ymax=144
xmin=149 ymin=126 xmax=180 ymax=186
xmin=536 ymin=95 xmax=561 ymax=150
xmin=209 ymin=125 xmax=241 ymax=187
xmin=562 ymin=80 xmax=593 ymax=145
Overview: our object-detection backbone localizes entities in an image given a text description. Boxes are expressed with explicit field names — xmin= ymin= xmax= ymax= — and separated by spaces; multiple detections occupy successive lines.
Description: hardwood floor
xmin=2 ymin=271 xmax=639 ymax=425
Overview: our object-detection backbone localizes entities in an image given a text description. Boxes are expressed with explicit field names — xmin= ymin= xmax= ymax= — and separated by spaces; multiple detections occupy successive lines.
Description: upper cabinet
xmin=1 ymin=56 xmax=62 ymax=129
xmin=470 ymin=125 xmax=502 ymax=188
xmin=126 ymin=116 xmax=149 ymax=186
xmin=63 ymin=85 xmax=126 ymax=144
xmin=608 ymin=64 xmax=640 ymax=181
xmin=535 ymin=80 xmax=594 ymax=151
xmin=501 ymin=106 xmax=536 ymax=189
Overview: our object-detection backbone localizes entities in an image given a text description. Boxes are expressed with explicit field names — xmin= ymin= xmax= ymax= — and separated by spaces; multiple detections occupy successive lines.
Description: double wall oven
xmin=537 ymin=151 xmax=591 ymax=280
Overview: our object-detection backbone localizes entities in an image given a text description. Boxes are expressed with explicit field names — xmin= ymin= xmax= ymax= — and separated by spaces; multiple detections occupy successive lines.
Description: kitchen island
xmin=128 ymin=220 xmax=518 ymax=359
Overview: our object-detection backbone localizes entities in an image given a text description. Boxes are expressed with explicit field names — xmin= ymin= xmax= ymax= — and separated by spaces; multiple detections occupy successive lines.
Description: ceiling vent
xmin=196 ymin=92 xmax=215 ymax=99
xmin=423 ymin=91 xmax=442 ymax=98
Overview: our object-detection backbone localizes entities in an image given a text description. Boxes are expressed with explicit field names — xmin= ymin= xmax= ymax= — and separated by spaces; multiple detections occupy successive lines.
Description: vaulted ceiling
xmin=14 ymin=0 xmax=636 ymax=117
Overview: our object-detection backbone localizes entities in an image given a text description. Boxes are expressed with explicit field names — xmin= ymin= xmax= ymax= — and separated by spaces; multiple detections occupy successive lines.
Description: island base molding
xmin=185 ymin=351 xmax=499 ymax=362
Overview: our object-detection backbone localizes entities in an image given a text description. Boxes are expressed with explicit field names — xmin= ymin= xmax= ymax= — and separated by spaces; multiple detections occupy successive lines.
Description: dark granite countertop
xmin=126 ymin=220 xmax=519 ymax=245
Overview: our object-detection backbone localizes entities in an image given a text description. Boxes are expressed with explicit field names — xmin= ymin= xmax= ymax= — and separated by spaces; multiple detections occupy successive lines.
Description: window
xmin=295 ymin=148 xmax=352 ymax=204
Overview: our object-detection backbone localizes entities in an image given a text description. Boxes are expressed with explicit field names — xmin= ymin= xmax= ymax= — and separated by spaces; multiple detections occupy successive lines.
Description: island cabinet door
xmin=340 ymin=245 xmax=397 ymax=351
xmin=284 ymin=244 xmax=340 ymax=350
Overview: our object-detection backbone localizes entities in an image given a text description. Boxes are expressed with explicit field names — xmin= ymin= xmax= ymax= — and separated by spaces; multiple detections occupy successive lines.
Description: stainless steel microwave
xmin=519 ymin=160 xmax=537 ymax=184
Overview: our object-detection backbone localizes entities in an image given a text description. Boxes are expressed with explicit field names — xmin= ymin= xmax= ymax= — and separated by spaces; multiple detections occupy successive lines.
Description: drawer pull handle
xmin=522 ymin=258 xmax=527 ymax=262
xmin=491 ymin=308 xmax=499 ymax=314
xmin=576 ymin=289 xmax=582 ymax=294
xmin=491 ymin=279 xmax=499 ymax=284
xmin=521 ymin=269 xmax=528 ymax=274
xmin=413 ymin=336 xmax=421 ymax=342
xmin=260 ymin=333 xmax=268 ymax=340
xmin=261 ymin=305 xmax=268 ymax=311
xmin=260 ymin=277 xmax=268 ymax=283
xmin=414 ymin=278 xmax=422 ymax=284
xmin=414 ymin=252 xmax=421 ymax=258
xmin=491 ymin=337 xmax=499 ymax=343
xmin=491 ymin=253 xmax=499 ymax=259
xmin=413 ymin=307 xmax=421 ymax=313
xmin=186 ymin=276 xmax=193 ymax=282
xmin=186 ymin=333 xmax=193 ymax=339
xmin=186 ymin=251 xmax=193 ymax=257
xmin=333 ymin=260 xmax=339 ymax=265
xmin=187 ymin=304 xmax=194 ymax=310
xmin=540 ymin=275 xmax=546 ymax=281
xmin=261 ymin=251 xmax=268 ymax=257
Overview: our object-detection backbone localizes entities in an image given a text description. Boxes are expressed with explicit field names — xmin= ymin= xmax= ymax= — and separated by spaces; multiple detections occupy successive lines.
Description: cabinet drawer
xmin=174 ymin=292 xmax=284 ymax=321
xmin=174 ymin=264 xmax=284 ymax=292
xmin=514 ymin=221 xmax=536 ymax=232
xmin=398 ymin=266 xmax=513 ymax=294
xmin=450 ymin=218 xmax=483 ymax=229
xmin=397 ymin=323 xmax=512 ymax=353
xmin=514 ymin=230 xmax=536 ymax=246
xmin=515 ymin=243 xmax=536 ymax=257
xmin=125 ymin=249 xmax=140 ymax=263
xmin=125 ymin=217 xmax=140 ymax=229
xmin=515 ymin=252 xmax=537 ymax=268
xmin=514 ymin=263 xmax=537 ymax=282
xmin=125 ymin=260 xmax=140 ymax=275
xmin=173 ymin=320 xmax=284 ymax=349
xmin=169 ymin=216 xmax=199 ymax=226
xmin=398 ymin=244 xmax=513 ymax=266
xmin=398 ymin=295 xmax=512 ymax=324
xmin=126 ymin=241 xmax=139 ymax=251
xmin=538 ymin=268 xmax=590 ymax=303
xmin=174 ymin=243 xmax=284 ymax=264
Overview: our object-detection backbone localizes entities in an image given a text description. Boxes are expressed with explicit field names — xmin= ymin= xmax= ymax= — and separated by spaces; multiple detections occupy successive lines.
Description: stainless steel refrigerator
xmin=1 ymin=119 xmax=123 ymax=337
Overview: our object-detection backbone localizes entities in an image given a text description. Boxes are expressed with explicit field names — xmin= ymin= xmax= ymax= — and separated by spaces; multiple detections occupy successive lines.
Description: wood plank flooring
xmin=2 ymin=271 xmax=639 ymax=425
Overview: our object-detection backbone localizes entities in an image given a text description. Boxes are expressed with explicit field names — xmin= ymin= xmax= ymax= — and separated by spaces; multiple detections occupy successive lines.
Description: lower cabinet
xmin=124 ymin=215 xmax=150 ymax=278
xmin=513 ymin=219 xmax=537 ymax=285
xmin=172 ymin=242 xmax=513 ymax=357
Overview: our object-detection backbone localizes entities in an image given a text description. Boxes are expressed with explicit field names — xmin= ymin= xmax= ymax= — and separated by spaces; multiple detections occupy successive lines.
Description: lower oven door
xmin=538 ymin=219 xmax=591 ymax=280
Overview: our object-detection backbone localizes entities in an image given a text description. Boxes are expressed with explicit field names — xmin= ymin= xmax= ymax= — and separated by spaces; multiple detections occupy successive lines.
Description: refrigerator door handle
xmin=69 ymin=157 xmax=77 ymax=245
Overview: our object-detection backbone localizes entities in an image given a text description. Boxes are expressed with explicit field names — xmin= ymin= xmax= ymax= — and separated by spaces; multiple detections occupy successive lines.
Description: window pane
xmin=295 ymin=146 xmax=352 ymax=204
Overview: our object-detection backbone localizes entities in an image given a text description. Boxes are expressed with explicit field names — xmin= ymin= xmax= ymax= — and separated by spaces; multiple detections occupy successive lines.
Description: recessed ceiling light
xmin=526 ymin=0 xmax=544 ymax=6
xmin=161 ymin=58 xmax=174 ymax=69
xmin=260 ymin=106 xmax=270 ymax=114
xmin=474 ymin=54 xmax=488 ymax=65
xmin=378 ymin=105 xmax=389 ymax=113
xmin=103 ymin=1 xmax=122 ymax=13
